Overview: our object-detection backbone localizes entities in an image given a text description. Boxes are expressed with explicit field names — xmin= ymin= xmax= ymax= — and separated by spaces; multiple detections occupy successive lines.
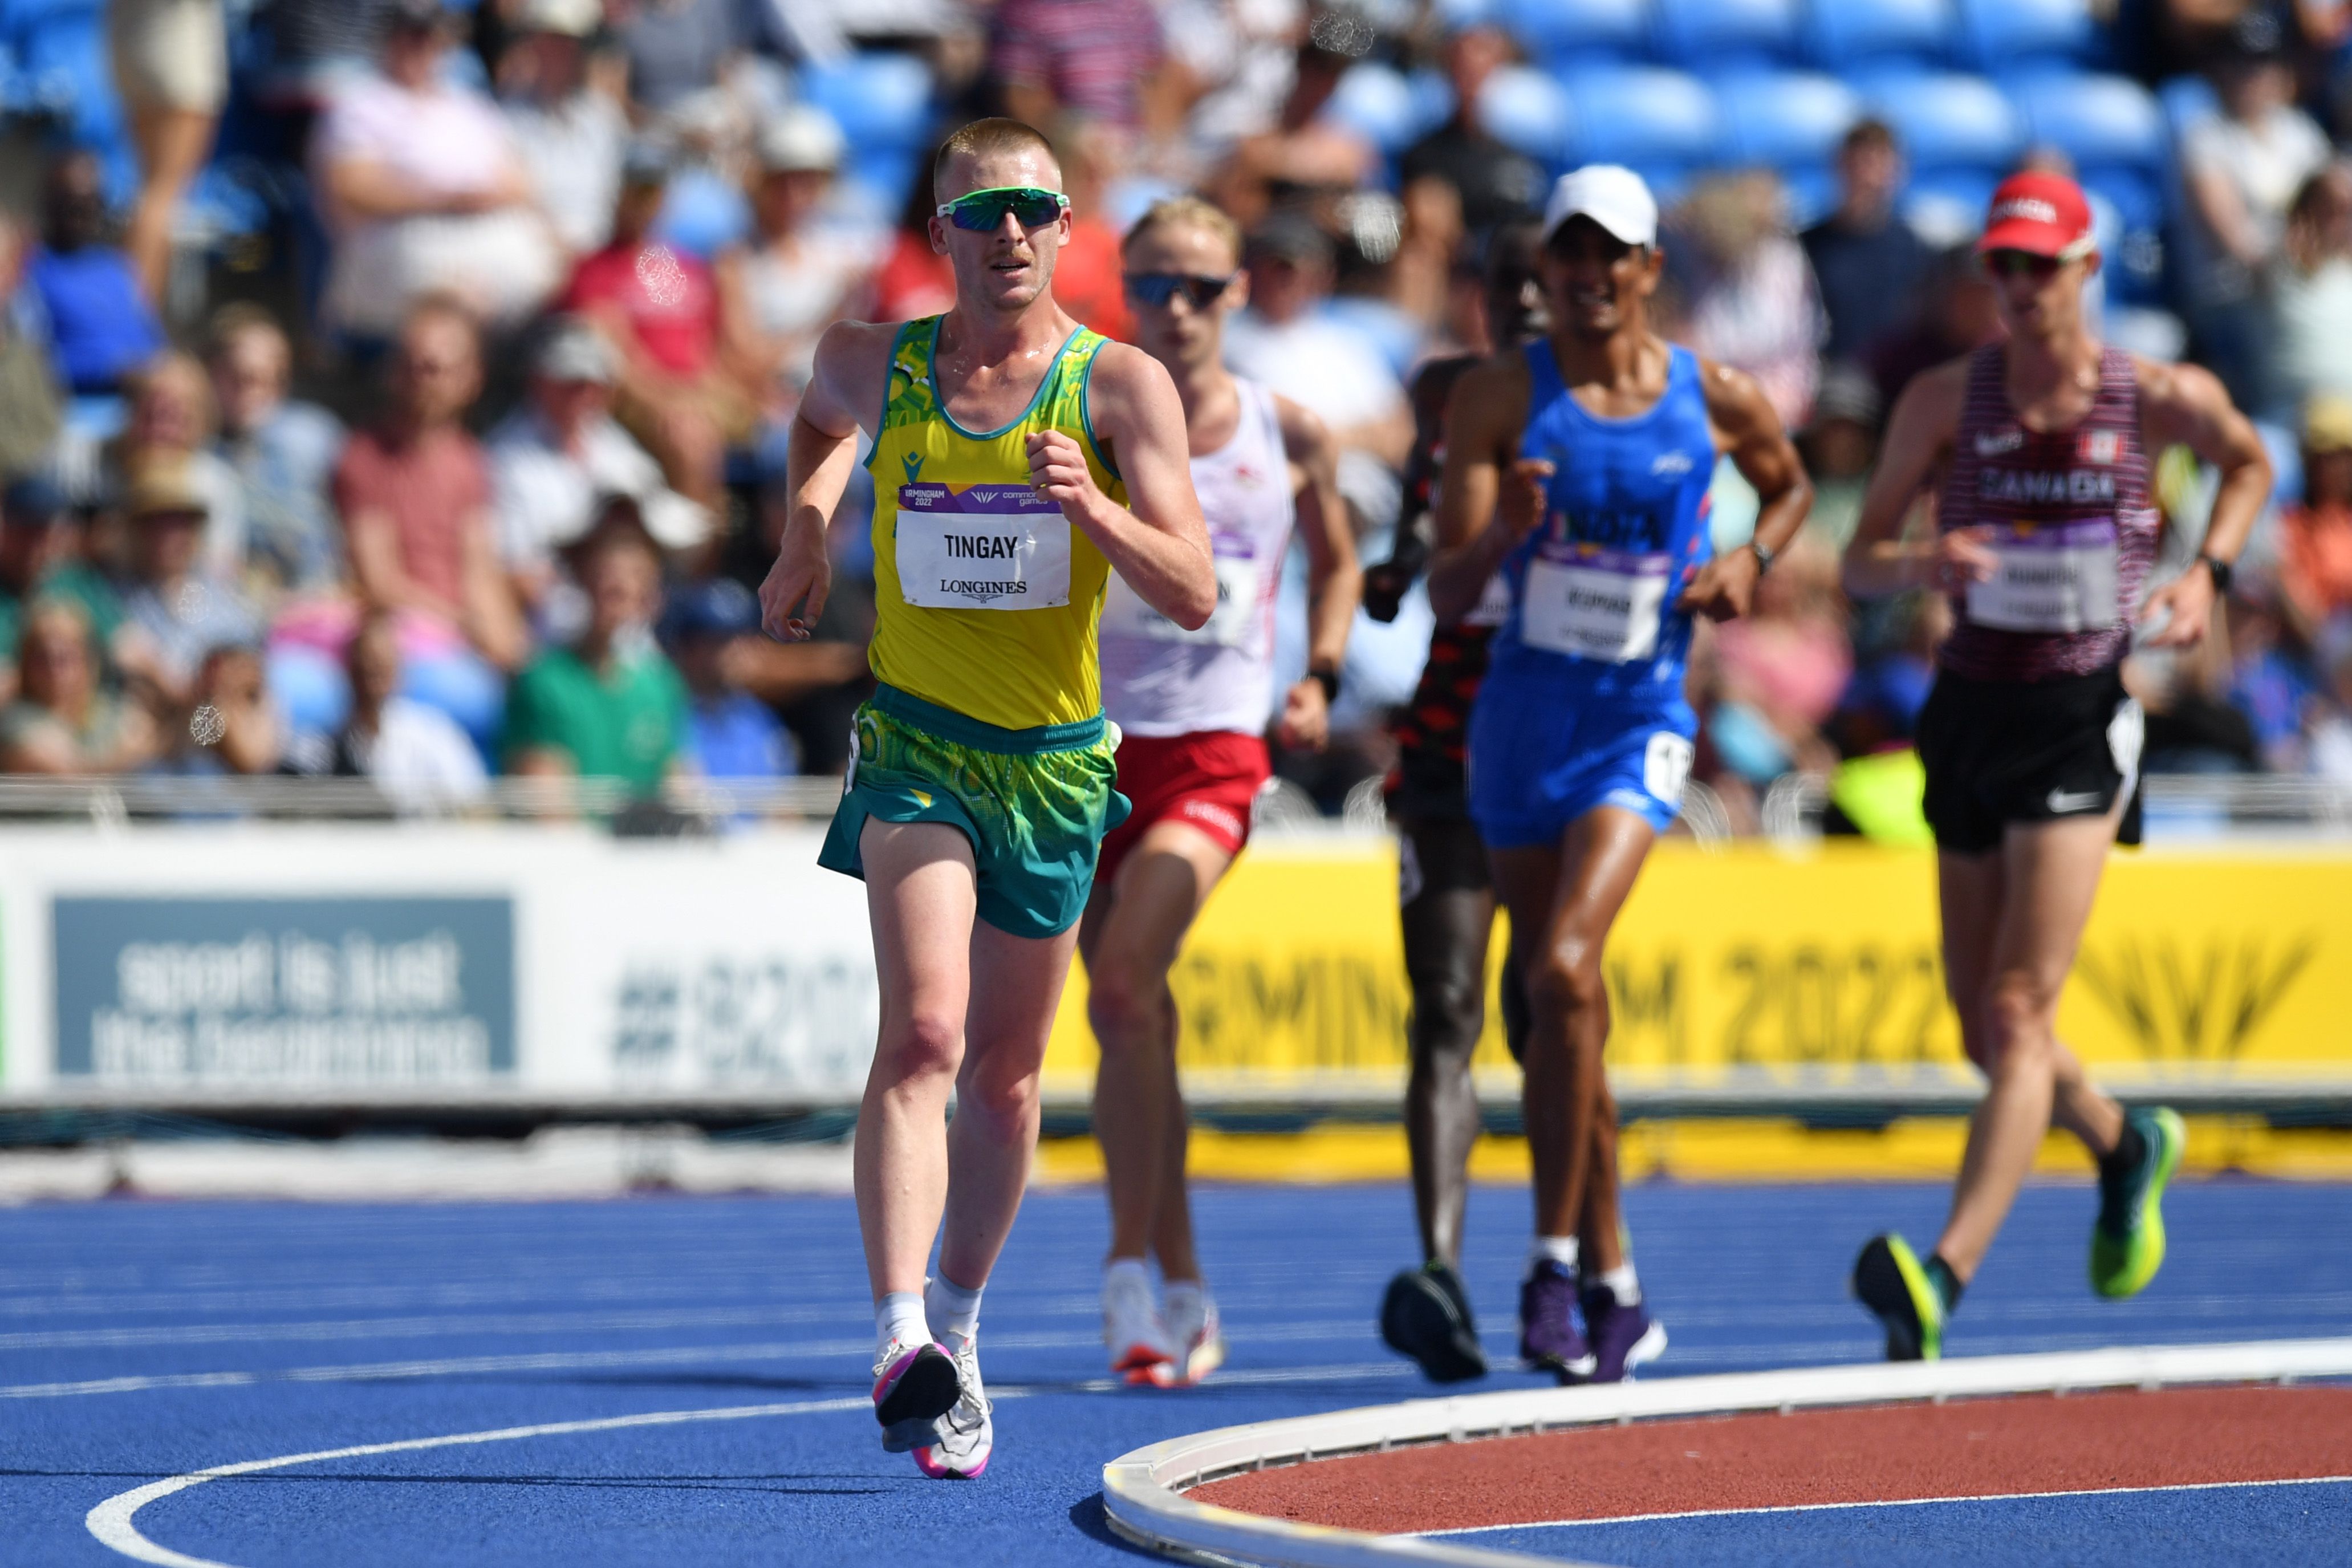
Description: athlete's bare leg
xmin=1938 ymin=851 xmax=2124 ymax=1163
xmin=856 ymin=818 xmax=1079 ymax=1300
xmin=1083 ymin=821 xmax=1234 ymax=1282
xmin=1579 ymin=1078 xmax=1627 ymax=1274
xmin=1398 ymin=816 xmax=1494 ymax=1268
xmin=1931 ymin=805 xmax=2126 ymax=1281
xmin=1491 ymin=806 xmax=1655 ymax=1246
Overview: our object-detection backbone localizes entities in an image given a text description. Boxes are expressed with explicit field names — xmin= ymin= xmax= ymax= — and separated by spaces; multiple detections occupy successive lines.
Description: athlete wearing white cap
xmin=1428 ymin=165 xmax=1809 ymax=1382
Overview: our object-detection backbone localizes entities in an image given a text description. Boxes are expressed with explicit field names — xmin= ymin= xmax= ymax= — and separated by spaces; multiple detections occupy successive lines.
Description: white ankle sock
xmin=876 ymin=1291 xmax=929 ymax=1358
xmin=1163 ymin=1279 xmax=1204 ymax=1316
xmin=1594 ymin=1264 xmax=1640 ymax=1305
xmin=925 ymin=1272 xmax=984 ymax=1347
xmin=1104 ymin=1256 xmax=1152 ymax=1294
xmin=1529 ymin=1236 xmax=1580 ymax=1272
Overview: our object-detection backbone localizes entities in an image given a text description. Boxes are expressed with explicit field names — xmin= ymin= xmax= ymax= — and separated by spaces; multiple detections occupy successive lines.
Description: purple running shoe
xmin=1580 ymin=1285 xmax=1667 ymax=1384
xmin=1517 ymin=1261 xmax=1595 ymax=1379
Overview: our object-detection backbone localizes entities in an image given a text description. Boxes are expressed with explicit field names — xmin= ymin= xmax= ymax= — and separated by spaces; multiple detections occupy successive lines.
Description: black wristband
xmin=1309 ymin=665 xmax=1341 ymax=704
xmin=2197 ymin=553 xmax=2235 ymax=595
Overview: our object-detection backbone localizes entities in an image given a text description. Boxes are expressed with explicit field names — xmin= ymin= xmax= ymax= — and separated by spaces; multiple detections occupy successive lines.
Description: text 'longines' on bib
xmin=1100 ymin=549 xmax=1262 ymax=647
xmin=895 ymin=482 xmax=1072 ymax=610
xmin=1965 ymin=518 xmax=2119 ymax=634
xmin=1522 ymin=546 xmax=1672 ymax=662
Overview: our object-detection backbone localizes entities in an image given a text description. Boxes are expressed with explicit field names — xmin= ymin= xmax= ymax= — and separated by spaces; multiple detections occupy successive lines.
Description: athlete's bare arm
xmin=1275 ymin=392 xmax=1358 ymax=750
xmin=1841 ymin=358 xmax=1992 ymax=599
xmin=1031 ymin=342 xmax=1216 ymax=630
xmin=2135 ymin=356 xmax=2272 ymax=649
xmin=1683 ymin=360 xmax=1812 ymax=620
xmin=757 ymin=319 xmax=897 ymax=640
xmin=1426 ymin=354 xmax=1537 ymax=624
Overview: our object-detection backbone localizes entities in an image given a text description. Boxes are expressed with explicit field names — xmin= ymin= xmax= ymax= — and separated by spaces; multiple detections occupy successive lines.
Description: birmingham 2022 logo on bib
xmin=896 ymin=482 xmax=1072 ymax=610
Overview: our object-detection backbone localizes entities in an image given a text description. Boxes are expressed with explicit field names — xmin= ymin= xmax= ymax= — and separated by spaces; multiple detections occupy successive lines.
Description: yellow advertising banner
xmin=1041 ymin=840 xmax=2351 ymax=1095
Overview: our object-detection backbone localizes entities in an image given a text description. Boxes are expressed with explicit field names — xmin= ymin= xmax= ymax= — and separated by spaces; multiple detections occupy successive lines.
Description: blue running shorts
xmin=1467 ymin=673 xmax=1697 ymax=846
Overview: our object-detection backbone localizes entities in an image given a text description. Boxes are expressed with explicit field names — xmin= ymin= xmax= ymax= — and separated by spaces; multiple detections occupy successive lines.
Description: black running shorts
xmin=1915 ymin=663 xmax=2144 ymax=856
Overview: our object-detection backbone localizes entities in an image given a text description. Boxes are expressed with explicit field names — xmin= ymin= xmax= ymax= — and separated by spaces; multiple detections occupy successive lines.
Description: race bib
xmin=1966 ymin=519 xmax=2119 ymax=634
xmin=1100 ymin=551 xmax=1262 ymax=647
xmin=1521 ymin=547 xmax=1672 ymax=662
xmin=894 ymin=483 xmax=1071 ymax=611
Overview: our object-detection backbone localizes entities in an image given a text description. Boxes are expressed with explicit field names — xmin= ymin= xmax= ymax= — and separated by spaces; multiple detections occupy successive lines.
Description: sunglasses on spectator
xmin=1983 ymin=249 xmax=2065 ymax=281
xmin=1124 ymin=272 xmax=1236 ymax=308
xmin=935 ymin=186 xmax=1070 ymax=232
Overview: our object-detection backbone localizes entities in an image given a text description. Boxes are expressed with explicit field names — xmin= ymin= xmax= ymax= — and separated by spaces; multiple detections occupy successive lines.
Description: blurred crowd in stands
xmin=0 ymin=0 xmax=2349 ymax=827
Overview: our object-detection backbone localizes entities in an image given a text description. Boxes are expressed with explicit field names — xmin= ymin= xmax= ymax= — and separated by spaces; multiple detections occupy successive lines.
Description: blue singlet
xmin=1467 ymin=340 xmax=1718 ymax=844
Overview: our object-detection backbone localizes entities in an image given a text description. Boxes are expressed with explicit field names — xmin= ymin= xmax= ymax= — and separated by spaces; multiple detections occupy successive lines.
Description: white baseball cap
xmin=757 ymin=105 xmax=846 ymax=173
xmin=517 ymin=0 xmax=600 ymax=37
xmin=1541 ymin=165 xmax=1658 ymax=249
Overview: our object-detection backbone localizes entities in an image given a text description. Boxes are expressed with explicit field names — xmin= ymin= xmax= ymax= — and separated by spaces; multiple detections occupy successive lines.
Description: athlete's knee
xmin=957 ymin=1056 xmax=1042 ymax=1134
xmin=1983 ymin=977 xmax=2062 ymax=1066
xmin=878 ymin=1008 xmax=964 ymax=1084
xmin=1528 ymin=938 xmax=1608 ymax=1022
xmin=1086 ymin=954 xmax=1169 ymax=1050
xmin=1408 ymin=960 xmax=1485 ymax=1065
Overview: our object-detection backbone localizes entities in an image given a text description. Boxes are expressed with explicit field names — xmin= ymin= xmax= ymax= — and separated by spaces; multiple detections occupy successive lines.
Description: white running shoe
xmin=1103 ymin=1265 xmax=1172 ymax=1383
xmin=1155 ymin=1286 xmax=1225 ymax=1388
xmin=871 ymin=1337 xmax=959 ymax=1454
xmin=915 ymin=1334 xmax=993 ymax=1479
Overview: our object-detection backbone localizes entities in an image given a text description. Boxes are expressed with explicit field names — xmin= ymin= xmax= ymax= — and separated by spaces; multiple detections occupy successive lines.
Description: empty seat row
xmin=1438 ymin=0 xmax=2102 ymax=74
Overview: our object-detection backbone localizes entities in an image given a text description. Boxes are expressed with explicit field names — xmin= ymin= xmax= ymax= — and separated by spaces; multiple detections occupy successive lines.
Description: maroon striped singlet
xmin=1937 ymin=345 xmax=2159 ymax=683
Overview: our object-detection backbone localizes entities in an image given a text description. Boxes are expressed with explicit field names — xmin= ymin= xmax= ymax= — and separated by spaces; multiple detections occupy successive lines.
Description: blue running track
xmin=2 ymin=1178 xmax=2347 ymax=1567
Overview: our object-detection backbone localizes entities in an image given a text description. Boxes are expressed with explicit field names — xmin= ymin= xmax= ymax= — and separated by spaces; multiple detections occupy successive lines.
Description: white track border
xmin=1100 ymin=1337 xmax=2352 ymax=1568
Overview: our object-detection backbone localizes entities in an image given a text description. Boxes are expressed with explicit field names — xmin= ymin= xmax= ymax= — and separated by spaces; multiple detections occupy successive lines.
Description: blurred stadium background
xmin=0 ymin=0 xmax=2346 ymax=1196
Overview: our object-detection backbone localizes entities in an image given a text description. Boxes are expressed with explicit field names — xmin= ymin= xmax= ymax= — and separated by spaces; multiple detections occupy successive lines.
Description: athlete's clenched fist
xmin=1026 ymin=429 xmax=1103 ymax=521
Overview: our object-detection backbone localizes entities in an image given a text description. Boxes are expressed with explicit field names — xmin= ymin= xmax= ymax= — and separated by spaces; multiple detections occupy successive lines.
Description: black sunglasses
xmin=1983 ymin=248 xmax=2065 ymax=281
xmin=1124 ymin=271 xmax=1236 ymax=309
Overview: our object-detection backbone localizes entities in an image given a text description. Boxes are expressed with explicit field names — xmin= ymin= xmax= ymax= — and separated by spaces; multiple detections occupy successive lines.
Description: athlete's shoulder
xmin=1407 ymin=350 xmax=1484 ymax=413
xmin=2128 ymin=351 xmax=2228 ymax=411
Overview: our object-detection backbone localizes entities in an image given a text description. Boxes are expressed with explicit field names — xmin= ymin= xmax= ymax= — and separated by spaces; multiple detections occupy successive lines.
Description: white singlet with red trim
xmin=1100 ymin=377 xmax=1295 ymax=738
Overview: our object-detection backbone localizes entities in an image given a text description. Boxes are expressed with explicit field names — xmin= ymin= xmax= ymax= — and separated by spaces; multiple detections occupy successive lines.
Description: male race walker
xmin=760 ymin=118 xmax=1215 ymax=1474
xmin=1840 ymin=171 xmax=2268 ymax=1358
xmin=1428 ymin=167 xmax=1811 ymax=1382
xmin=1087 ymin=196 xmax=1359 ymax=1387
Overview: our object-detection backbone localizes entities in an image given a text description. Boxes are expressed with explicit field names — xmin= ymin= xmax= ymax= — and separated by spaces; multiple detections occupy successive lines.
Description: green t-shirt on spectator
xmin=501 ymin=641 xmax=687 ymax=795
xmin=0 ymin=561 xmax=127 ymax=666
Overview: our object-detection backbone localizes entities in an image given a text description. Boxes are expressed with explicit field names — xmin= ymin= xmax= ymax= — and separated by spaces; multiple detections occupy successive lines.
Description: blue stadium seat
xmin=1325 ymin=62 xmax=1438 ymax=155
xmin=3 ymin=0 xmax=132 ymax=201
xmin=1500 ymin=0 xmax=1651 ymax=63
xmin=2083 ymin=167 xmax=2164 ymax=234
xmin=2158 ymin=73 xmax=2220 ymax=140
xmin=1561 ymin=67 xmax=1721 ymax=170
xmin=1653 ymin=0 xmax=1799 ymax=69
xmin=1780 ymin=163 xmax=1839 ymax=226
xmin=1715 ymin=70 xmax=1861 ymax=168
xmin=1861 ymin=72 xmax=2021 ymax=171
xmin=1477 ymin=64 xmax=1575 ymax=168
xmin=1903 ymin=165 xmax=2000 ymax=239
xmin=798 ymin=52 xmax=933 ymax=157
xmin=1801 ymin=0 xmax=1956 ymax=71
xmin=1956 ymin=0 xmax=2095 ymax=72
xmin=654 ymin=166 xmax=752 ymax=259
xmin=2009 ymin=71 xmax=2166 ymax=171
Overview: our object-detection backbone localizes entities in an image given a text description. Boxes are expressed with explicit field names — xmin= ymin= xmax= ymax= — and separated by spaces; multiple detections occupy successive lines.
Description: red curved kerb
xmin=1188 ymin=1385 xmax=2352 ymax=1537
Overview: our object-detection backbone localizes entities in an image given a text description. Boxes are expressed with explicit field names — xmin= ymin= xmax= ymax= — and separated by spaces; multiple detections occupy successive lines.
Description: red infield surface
xmin=1188 ymin=1385 xmax=2352 ymax=1535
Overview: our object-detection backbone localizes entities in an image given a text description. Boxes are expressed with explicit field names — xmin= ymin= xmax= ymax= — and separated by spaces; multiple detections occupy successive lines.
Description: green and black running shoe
xmin=1851 ymin=1233 xmax=1944 ymax=1362
xmin=2091 ymin=1106 xmax=2185 ymax=1299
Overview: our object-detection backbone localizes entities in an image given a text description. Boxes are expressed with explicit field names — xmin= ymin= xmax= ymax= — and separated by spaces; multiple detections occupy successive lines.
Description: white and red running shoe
xmin=1102 ymin=1265 xmax=1172 ymax=1384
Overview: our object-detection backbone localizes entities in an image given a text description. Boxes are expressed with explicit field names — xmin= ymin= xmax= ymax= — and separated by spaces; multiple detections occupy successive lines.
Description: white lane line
xmin=0 ymin=1306 xmax=807 ymax=1352
xmin=83 ymin=1360 xmax=1418 ymax=1567
xmin=1421 ymin=1473 xmax=2352 ymax=1535
xmin=10 ymin=1327 xmax=1413 ymax=1400
xmin=86 ymin=1396 xmax=871 ymax=1568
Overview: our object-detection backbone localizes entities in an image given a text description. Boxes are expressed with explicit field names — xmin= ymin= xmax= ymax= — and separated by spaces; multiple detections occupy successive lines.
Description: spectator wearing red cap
xmin=1837 ymin=169 xmax=2273 ymax=1361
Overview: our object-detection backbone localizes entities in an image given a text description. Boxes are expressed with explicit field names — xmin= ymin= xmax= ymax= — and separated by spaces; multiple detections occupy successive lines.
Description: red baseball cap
xmin=1976 ymin=172 xmax=2097 ymax=261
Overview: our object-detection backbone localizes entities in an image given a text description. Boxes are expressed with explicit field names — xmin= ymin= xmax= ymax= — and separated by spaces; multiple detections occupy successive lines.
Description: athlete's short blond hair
xmin=1122 ymin=197 xmax=1243 ymax=266
xmin=932 ymin=118 xmax=1060 ymax=200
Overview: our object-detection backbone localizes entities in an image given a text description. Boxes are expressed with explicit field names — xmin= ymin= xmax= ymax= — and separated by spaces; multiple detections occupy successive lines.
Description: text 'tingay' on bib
xmin=895 ymin=482 xmax=1072 ymax=611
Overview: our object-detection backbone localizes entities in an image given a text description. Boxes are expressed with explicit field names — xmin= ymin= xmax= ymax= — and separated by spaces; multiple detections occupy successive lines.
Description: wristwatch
xmin=1748 ymin=539 xmax=1776 ymax=575
xmin=1308 ymin=664 xmax=1342 ymax=703
xmin=2197 ymin=553 xmax=2235 ymax=595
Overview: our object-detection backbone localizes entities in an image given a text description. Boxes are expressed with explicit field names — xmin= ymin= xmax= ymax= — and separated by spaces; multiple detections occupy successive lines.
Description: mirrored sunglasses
xmin=1124 ymin=271 xmax=1236 ymax=309
xmin=935 ymin=185 xmax=1070 ymax=232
